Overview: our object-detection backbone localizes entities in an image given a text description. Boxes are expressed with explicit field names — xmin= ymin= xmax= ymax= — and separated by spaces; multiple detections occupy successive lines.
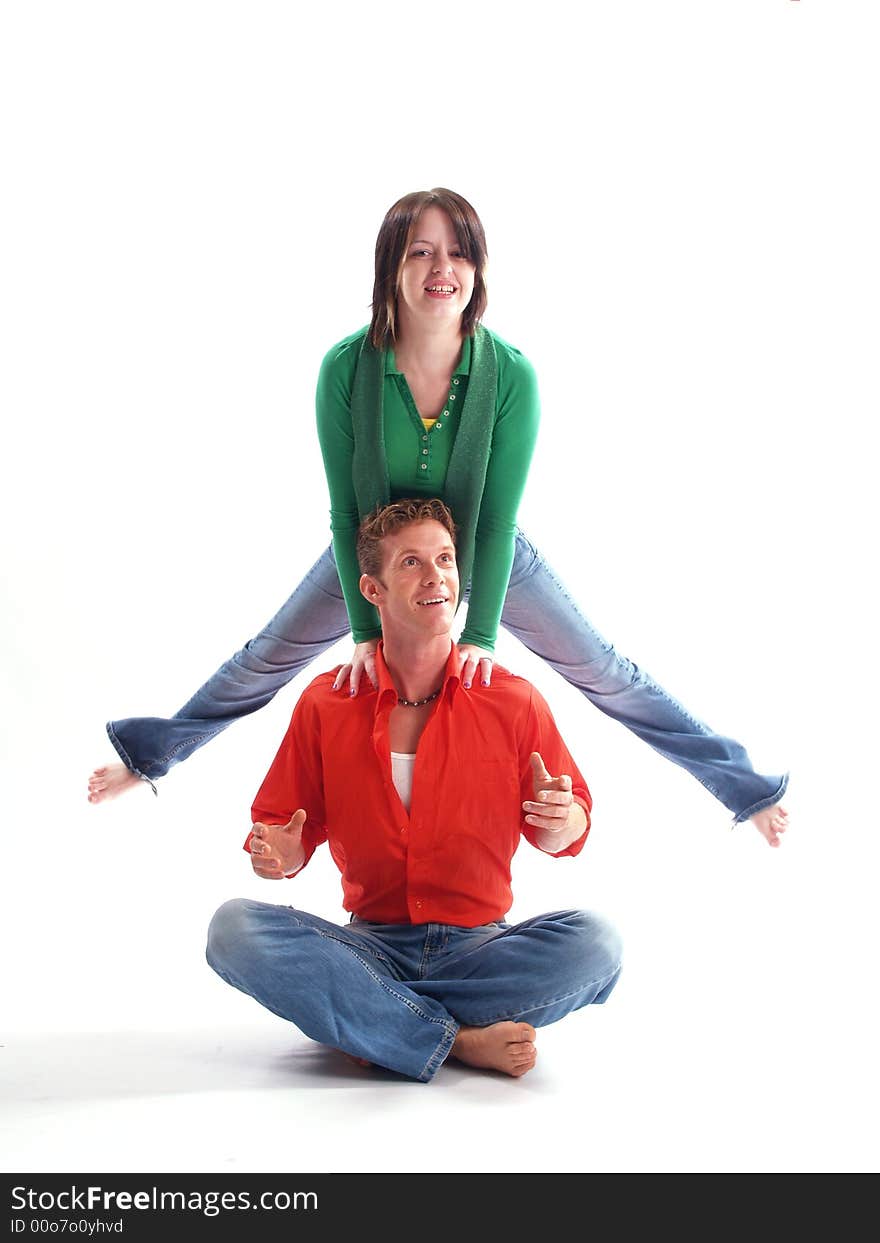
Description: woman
xmin=88 ymin=187 xmax=789 ymax=845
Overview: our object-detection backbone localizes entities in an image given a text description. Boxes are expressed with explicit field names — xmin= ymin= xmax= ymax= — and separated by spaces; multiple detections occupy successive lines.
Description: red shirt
xmin=249 ymin=643 xmax=591 ymax=926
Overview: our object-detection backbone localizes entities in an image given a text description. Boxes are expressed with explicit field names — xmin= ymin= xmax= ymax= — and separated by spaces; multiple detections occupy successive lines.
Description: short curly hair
xmin=356 ymin=498 xmax=458 ymax=578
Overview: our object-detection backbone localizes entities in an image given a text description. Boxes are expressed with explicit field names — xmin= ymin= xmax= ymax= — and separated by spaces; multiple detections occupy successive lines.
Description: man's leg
xmin=205 ymin=899 xmax=457 ymax=1082
xmin=412 ymin=910 xmax=623 ymax=1054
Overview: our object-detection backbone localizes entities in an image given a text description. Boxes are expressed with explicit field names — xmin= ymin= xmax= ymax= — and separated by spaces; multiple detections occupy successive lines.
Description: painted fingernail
xmin=463 ymin=681 xmax=471 ymax=689
xmin=481 ymin=679 xmax=489 ymax=686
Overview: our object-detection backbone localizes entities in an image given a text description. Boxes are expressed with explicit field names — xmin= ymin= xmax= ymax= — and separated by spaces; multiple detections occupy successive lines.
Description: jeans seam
xmin=325 ymin=933 xmax=455 ymax=1030
xmin=317 ymin=929 xmax=399 ymax=976
xmin=462 ymin=964 xmax=622 ymax=1027
xmin=730 ymin=772 xmax=790 ymax=825
xmin=104 ymin=723 xmax=159 ymax=794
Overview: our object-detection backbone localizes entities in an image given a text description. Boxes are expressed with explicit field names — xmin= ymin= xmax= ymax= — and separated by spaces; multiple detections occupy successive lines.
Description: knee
xmin=206 ymin=898 xmax=253 ymax=971
xmin=566 ymin=909 xmax=624 ymax=988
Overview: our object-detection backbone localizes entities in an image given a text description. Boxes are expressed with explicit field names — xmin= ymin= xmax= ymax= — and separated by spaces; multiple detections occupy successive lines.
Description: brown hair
xmin=369 ymin=188 xmax=489 ymax=349
xmin=357 ymin=498 xmax=458 ymax=578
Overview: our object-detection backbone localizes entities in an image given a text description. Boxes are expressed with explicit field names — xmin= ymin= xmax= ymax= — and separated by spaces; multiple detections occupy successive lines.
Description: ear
xmin=359 ymin=573 xmax=383 ymax=604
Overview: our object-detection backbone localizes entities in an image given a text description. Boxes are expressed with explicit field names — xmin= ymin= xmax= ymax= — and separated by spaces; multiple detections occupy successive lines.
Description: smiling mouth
xmin=425 ymin=285 xmax=456 ymax=295
xmin=417 ymin=597 xmax=449 ymax=606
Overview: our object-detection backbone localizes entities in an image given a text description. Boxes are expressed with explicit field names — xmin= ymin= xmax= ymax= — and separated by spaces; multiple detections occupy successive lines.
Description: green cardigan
xmin=315 ymin=324 xmax=540 ymax=650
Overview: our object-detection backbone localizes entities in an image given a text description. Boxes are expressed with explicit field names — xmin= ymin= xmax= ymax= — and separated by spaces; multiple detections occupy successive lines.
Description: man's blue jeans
xmin=206 ymin=900 xmax=623 ymax=1082
xmin=107 ymin=529 xmax=788 ymax=822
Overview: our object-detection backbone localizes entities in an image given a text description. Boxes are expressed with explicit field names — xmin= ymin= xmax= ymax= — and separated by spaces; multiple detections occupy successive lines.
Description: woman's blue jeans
xmin=205 ymin=900 xmax=623 ymax=1082
xmin=107 ymin=530 xmax=788 ymax=822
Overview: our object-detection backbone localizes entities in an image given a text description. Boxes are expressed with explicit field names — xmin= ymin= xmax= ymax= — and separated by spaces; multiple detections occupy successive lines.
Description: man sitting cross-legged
xmin=206 ymin=498 xmax=622 ymax=1082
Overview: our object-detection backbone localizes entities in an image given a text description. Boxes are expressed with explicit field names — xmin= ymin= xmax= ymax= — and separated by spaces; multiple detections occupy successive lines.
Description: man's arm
xmin=519 ymin=684 xmax=591 ymax=857
xmin=243 ymin=684 xmax=330 ymax=875
xmin=522 ymin=752 xmax=588 ymax=854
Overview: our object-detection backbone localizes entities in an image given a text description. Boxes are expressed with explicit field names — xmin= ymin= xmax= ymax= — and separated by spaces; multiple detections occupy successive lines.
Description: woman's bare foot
xmin=450 ymin=1021 xmax=537 ymax=1077
xmin=750 ymin=804 xmax=789 ymax=848
xmin=87 ymin=763 xmax=142 ymax=804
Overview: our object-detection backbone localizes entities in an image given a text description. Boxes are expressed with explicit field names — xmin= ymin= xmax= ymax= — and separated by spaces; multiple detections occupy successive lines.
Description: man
xmin=207 ymin=499 xmax=622 ymax=1082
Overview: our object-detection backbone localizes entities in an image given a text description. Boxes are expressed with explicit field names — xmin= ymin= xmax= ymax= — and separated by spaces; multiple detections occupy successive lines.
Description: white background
xmin=1 ymin=1 xmax=878 ymax=1175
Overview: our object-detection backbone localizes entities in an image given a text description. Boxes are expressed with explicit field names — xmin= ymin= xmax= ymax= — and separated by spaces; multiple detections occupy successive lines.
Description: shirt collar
xmin=384 ymin=333 xmax=472 ymax=377
xmin=374 ymin=640 xmax=462 ymax=713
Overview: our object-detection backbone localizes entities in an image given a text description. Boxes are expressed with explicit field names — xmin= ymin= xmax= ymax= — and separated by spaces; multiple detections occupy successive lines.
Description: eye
xmin=402 ymin=556 xmax=418 ymax=567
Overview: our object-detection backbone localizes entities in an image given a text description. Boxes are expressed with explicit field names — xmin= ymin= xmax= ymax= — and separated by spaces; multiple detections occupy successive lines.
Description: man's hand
xmin=522 ymin=752 xmax=587 ymax=852
xmin=250 ymin=810 xmax=307 ymax=879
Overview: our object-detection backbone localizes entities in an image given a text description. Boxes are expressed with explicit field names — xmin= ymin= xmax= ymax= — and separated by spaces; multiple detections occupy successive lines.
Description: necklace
xmin=396 ymin=686 xmax=442 ymax=708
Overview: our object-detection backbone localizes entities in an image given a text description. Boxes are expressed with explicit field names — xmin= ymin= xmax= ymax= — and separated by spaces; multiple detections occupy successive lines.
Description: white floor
xmin=3 ymin=979 xmax=876 ymax=1175
xmin=3 ymin=742 xmax=877 ymax=1175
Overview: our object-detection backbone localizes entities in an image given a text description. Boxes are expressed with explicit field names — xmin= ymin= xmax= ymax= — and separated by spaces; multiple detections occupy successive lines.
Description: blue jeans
xmin=107 ymin=530 xmax=787 ymax=821
xmin=205 ymin=900 xmax=622 ymax=1082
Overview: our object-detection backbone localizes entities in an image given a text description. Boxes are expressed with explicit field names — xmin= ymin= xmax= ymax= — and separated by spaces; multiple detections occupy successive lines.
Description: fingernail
xmin=463 ymin=681 xmax=471 ymax=689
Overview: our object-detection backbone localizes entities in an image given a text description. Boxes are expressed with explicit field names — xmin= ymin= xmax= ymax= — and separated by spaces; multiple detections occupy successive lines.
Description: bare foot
xmin=339 ymin=1051 xmax=372 ymax=1069
xmin=750 ymin=804 xmax=789 ymax=848
xmin=87 ymin=763 xmax=142 ymax=804
xmin=450 ymin=1021 xmax=537 ymax=1078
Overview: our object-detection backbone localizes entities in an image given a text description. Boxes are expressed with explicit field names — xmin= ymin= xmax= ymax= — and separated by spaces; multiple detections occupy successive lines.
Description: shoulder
xmin=296 ymin=667 xmax=377 ymax=720
xmin=292 ymin=669 xmax=344 ymax=717
xmin=481 ymin=327 xmax=537 ymax=378
xmin=475 ymin=663 xmax=541 ymax=711
xmin=317 ymin=326 xmax=372 ymax=385
xmin=479 ymin=326 xmax=539 ymax=406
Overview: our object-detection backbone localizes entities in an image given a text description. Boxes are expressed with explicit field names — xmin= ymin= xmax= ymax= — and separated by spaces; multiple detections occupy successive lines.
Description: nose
xmin=432 ymin=252 xmax=454 ymax=274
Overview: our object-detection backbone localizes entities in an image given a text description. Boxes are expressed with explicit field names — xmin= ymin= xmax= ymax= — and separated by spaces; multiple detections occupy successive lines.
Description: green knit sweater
xmin=315 ymin=325 xmax=540 ymax=650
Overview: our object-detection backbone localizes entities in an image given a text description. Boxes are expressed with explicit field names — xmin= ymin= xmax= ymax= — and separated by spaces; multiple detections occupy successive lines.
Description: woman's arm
xmin=458 ymin=344 xmax=541 ymax=652
xmin=315 ymin=335 xmax=383 ymax=646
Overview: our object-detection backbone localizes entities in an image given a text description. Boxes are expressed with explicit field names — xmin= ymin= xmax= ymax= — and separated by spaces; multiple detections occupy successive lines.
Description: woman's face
xmin=396 ymin=206 xmax=476 ymax=333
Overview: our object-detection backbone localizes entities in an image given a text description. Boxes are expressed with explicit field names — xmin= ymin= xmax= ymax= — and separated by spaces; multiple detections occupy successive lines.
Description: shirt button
xmin=449 ymin=393 xmax=456 ymax=401
xmin=441 ymin=409 xmax=448 ymax=417
xmin=422 ymin=434 xmax=428 ymax=441
xmin=400 ymin=826 xmax=407 ymax=835
xmin=420 ymin=463 xmax=427 ymax=470
xmin=453 ymin=378 xmax=460 ymax=385
xmin=414 ymin=899 xmax=423 ymax=910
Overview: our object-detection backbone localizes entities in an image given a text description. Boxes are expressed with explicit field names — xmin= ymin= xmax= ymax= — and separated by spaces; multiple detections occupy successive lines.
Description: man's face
xmin=365 ymin=520 xmax=459 ymax=640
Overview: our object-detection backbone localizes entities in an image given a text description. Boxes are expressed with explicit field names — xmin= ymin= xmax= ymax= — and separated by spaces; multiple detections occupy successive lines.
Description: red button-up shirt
xmin=249 ymin=643 xmax=591 ymax=926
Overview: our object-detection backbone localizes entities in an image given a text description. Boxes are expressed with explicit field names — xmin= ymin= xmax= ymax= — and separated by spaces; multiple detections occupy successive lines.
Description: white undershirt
xmin=390 ymin=751 xmax=416 ymax=812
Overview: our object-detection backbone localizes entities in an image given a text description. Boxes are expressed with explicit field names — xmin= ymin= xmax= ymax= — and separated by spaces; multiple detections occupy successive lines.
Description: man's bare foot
xmin=87 ymin=763 xmax=142 ymax=804
xmin=750 ymin=804 xmax=789 ymax=848
xmin=450 ymin=1021 xmax=537 ymax=1078
xmin=339 ymin=1051 xmax=372 ymax=1069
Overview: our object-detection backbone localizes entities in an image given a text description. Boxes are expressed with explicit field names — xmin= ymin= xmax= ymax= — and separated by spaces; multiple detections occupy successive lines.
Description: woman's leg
xmin=104 ymin=545 xmax=350 ymax=784
xmin=206 ymin=900 xmax=457 ymax=1082
xmin=500 ymin=531 xmax=788 ymax=823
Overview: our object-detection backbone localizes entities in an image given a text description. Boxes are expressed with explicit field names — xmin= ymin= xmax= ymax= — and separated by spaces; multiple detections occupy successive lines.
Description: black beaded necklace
xmin=396 ymin=686 xmax=442 ymax=708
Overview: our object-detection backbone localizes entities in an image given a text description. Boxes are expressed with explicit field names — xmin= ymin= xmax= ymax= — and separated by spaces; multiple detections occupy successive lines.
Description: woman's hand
xmin=332 ymin=639 xmax=380 ymax=697
xmin=457 ymin=643 xmax=494 ymax=690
